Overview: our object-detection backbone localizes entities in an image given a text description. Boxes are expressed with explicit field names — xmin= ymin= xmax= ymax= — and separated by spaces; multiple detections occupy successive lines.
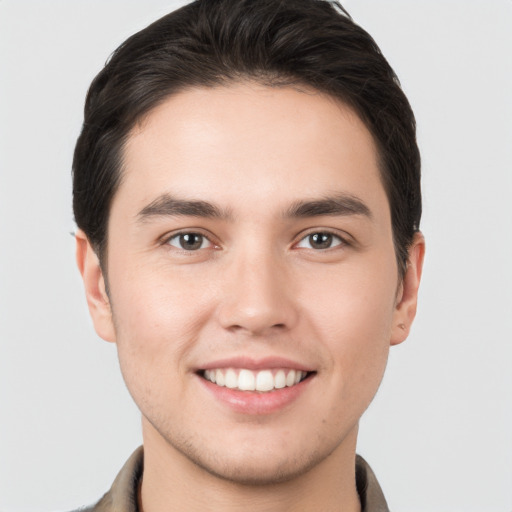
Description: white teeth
xmin=238 ymin=369 xmax=256 ymax=390
xmin=256 ymin=370 xmax=274 ymax=392
xmin=203 ymin=368 xmax=308 ymax=392
xmin=225 ymin=368 xmax=238 ymax=389
xmin=286 ymin=370 xmax=296 ymax=387
xmin=215 ymin=369 xmax=225 ymax=387
xmin=274 ymin=370 xmax=286 ymax=389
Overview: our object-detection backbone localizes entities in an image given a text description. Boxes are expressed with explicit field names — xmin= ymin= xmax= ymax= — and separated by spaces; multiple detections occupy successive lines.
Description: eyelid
xmin=293 ymin=228 xmax=351 ymax=250
xmin=160 ymin=229 xmax=219 ymax=250
xmin=158 ymin=227 xmax=353 ymax=252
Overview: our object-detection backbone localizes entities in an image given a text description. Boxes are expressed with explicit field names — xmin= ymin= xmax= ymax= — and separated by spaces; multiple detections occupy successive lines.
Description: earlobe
xmin=390 ymin=232 xmax=425 ymax=346
xmin=75 ymin=230 xmax=116 ymax=343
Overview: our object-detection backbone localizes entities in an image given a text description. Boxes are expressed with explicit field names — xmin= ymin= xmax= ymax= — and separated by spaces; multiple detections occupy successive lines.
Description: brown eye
xmin=309 ymin=233 xmax=333 ymax=249
xmin=296 ymin=232 xmax=343 ymax=250
xmin=168 ymin=233 xmax=210 ymax=250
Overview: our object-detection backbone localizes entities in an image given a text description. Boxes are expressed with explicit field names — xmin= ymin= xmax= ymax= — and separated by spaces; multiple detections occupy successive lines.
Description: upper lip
xmin=197 ymin=356 xmax=315 ymax=373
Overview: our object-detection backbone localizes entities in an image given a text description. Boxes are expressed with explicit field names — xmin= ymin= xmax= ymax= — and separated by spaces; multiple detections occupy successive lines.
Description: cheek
xmin=303 ymin=258 xmax=397 ymax=391
xmin=306 ymin=256 xmax=397 ymax=338
xmin=108 ymin=268 xmax=213 ymax=392
xmin=111 ymin=259 xmax=213 ymax=339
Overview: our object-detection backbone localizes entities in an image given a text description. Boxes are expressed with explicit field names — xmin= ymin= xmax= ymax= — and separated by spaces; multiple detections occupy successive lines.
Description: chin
xmin=156 ymin=421 xmax=343 ymax=487
xmin=142 ymin=401 xmax=359 ymax=486
xmin=184 ymin=446 xmax=324 ymax=486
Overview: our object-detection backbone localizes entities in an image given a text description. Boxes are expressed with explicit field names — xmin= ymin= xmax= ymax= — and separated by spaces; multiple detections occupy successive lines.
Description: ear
xmin=390 ymin=232 xmax=425 ymax=346
xmin=75 ymin=229 xmax=116 ymax=343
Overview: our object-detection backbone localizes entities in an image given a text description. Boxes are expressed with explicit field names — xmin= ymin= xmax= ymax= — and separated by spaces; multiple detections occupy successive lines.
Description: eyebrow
xmin=137 ymin=194 xmax=231 ymax=221
xmin=284 ymin=194 xmax=372 ymax=220
xmin=136 ymin=192 xmax=372 ymax=222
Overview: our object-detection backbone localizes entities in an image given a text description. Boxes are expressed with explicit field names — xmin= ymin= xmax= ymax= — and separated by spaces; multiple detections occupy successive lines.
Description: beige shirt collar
xmin=84 ymin=447 xmax=389 ymax=512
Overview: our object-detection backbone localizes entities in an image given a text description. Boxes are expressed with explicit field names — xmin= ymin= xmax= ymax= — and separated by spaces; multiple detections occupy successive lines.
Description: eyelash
xmin=162 ymin=229 xmax=349 ymax=253
xmin=294 ymin=230 xmax=347 ymax=251
xmin=164 ymin=231 xmax=216 ymax=252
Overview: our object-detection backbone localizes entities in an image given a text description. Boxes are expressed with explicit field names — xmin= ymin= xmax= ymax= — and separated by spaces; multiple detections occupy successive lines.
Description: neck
xmin=139 ymin=420 xmax=361 ymax=512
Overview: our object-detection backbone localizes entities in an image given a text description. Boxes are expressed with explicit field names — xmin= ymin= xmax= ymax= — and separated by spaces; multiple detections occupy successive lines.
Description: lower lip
xmin=198 ymin=374 xmax=314 ymax=415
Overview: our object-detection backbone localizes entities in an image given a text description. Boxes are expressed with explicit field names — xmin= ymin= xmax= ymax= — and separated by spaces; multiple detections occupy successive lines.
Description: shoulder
xmin=355 ymin=454 xmax=390 ymax=512
xmin=66 ymin=447 xmax=143 ymax=512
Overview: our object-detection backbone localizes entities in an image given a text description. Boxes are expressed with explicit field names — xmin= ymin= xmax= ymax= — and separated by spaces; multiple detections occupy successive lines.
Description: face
xmin=78 ymin=83 xmax=423 ymax=485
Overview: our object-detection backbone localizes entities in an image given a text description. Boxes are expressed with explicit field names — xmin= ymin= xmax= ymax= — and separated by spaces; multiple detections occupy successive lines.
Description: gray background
xmin=1 ymin=1 xmax=511 ymax=510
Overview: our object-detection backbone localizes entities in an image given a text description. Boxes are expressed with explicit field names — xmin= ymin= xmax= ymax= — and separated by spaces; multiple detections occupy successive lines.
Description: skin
xmin=76 ymin=83 xmax=424 ymax=512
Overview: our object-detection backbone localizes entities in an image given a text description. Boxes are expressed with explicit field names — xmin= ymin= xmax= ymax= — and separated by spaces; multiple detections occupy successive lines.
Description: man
xmin=73 ymin=0 xmax=424 ymax=510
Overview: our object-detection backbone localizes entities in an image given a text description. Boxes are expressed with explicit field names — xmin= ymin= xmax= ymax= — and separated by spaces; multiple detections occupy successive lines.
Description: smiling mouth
xmin=200 ymin=368 xmax=313 ymax=393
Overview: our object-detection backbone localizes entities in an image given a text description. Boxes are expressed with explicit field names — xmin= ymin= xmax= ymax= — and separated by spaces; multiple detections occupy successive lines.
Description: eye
xmin=296 ymin=232 xmax=344 ymax=250
xmin=167 ymin=232 xmax=212 ymax=251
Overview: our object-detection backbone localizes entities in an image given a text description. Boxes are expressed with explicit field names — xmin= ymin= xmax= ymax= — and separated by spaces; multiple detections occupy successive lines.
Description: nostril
xmin=226 ymin=322 xmax=287 ymax=335
xmin=216 ymin=294 xmax=299 ymax=335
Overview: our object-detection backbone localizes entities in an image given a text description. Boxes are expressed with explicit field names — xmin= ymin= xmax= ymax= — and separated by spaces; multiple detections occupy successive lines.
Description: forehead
xmin=116 ymin=83 xmax=387 ymax=218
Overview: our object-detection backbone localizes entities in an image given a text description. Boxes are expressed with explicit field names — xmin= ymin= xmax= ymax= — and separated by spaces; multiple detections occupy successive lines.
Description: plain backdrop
xmin=1 ymin=1 xmax=511 ymax=511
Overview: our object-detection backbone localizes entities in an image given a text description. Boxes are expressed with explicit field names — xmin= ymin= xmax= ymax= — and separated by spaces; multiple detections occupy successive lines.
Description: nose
xmin=216 ymin=249 xmax=299 ymax=336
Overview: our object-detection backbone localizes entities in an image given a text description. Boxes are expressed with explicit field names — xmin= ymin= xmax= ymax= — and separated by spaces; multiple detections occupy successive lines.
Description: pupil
xmin=180 ymin=233 xmax=202 ymax=250
xmin=310 ymin=233 xmax=332 ymax=249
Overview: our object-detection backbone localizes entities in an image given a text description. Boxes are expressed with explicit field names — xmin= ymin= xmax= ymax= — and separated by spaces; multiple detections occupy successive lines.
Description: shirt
xmin=79 ymin=447 xmax=389 ymax=512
